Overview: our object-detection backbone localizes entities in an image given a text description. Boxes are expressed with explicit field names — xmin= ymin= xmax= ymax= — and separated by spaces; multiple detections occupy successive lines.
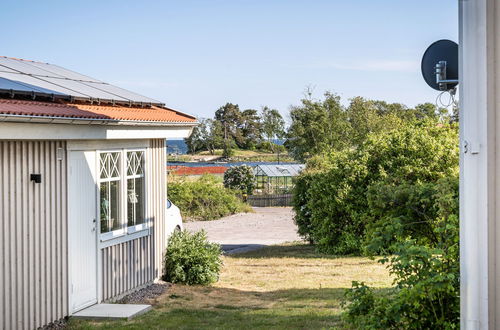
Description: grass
xmin=172 ymin=149 xmax=295 ymax=162
xmin=68 ymin=243 xmax=392 ymax=329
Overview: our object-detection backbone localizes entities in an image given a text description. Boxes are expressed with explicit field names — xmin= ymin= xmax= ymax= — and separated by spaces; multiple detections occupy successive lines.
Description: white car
xmin=166 ymin=199 xmax=183 ymax=237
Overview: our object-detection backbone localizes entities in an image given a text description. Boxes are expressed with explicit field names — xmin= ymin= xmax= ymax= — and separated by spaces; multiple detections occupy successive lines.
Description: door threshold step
xmin=73 ymin=303 xmax=152 ymax=320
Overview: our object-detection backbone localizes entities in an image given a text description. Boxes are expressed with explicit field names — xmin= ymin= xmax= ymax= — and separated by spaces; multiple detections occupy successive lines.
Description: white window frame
xmin=125 ymin=149 xmax=148 ymax=234
xmin=98 ymin=148 xmax=148 ymax=243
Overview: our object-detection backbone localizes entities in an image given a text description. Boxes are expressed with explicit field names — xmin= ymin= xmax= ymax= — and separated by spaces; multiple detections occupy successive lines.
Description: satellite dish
xmin=421 ymin=39 xmax=459 ymax=91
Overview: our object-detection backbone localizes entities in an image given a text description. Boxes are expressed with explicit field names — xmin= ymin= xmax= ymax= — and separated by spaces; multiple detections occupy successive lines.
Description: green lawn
xmin=172 ymin=149 xmax=294 ymax=162
xmin=68 ymin=244 xmax=392 ymax=329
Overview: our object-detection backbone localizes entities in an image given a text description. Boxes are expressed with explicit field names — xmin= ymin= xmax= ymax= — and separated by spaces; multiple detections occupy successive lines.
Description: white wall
xmin=0 ymin=122 xmax=194 ymax=140
xmin=459 ymin=0 xmax=500 ymax=328
xmin=0 ymin=141 xmax=69 ymax=330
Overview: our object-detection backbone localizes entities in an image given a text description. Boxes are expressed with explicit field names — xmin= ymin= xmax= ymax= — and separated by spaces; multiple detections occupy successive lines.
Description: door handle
xmin=92 ymin=218 xmax=97 ymax=232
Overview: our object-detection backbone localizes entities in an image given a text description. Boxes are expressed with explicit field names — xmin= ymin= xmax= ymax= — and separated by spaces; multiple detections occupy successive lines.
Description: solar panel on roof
xmin=83 ymin=81 xmax=161 ymax=104
xmin=26 ymin=62 xmax=103 ymax=83
xmin=0 ymin=71 xmax=84 ymax=97
xmin=0 ymin=57 xmax=66 ymax=78
xmin=0 ymin=57 xmax=164 ymax=105
xmin=40 ymin=76 xmax=130 ymax=101
xmin=0 ymin=66 xmax=21 ymax=74
xmin=0 ymin=77 xmax=66 ymax=94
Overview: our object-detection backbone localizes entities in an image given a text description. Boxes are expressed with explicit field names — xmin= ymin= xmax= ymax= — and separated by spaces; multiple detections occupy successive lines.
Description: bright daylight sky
xmin=1 ymin=1 xmax=458 ymax=120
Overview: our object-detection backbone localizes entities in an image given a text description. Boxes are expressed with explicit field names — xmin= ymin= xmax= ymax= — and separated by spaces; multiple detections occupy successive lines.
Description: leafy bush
xmin=163 ymin=230 xmax=222 ymax=285
xmin=222 ymin=140 xmax=235 ymax=158
xmin=338 ymin=147 xmax=460 ymax=328
xmin=342 ymin=185 xmax=459 ymax=328
xmin=257 ymin=141 xmax=286 ymax=153
xmin=223 ymin=165 xmax=256 ymax=195
xmin=364 ymin=176 xmax=458 ymax=254
xmin=284 ymin=93 xmax=446 ymax=162
xmin=293 ymin=122 xmax=458 ymax=254
xmin=168 ymin=175 xmax=252 ymax=221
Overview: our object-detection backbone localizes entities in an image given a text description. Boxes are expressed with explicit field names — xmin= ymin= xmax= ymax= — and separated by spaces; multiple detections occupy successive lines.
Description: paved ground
xmin=184 ymin=207 xmax=302 ymax=254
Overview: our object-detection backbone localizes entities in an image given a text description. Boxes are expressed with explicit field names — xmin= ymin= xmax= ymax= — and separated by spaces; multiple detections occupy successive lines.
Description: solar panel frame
xmin=83 ymin=81 xmax=162 ymax=104
xmin=0 ymin=65 xmax=21 ymax=74
xmin=40 ymin=76 xmax=130 ymax=101
xmin=0 ymin=77 xmax=67 ymax=94
xmin=0 ymin=71 xmax=86 ymax=97
xmin=0 ymin=57 xmax=165 ymax=105
xmin=0 ymin=57 xmax=67 ymax=78
xmin=26 ymin=61 xmax=104 ymax=83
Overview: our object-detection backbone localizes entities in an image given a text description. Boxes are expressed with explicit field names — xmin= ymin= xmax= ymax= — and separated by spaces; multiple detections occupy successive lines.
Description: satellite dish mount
xmin=421 ymin=39 xmax=459 ymax=91
xmin=435 ymin=60 xmax=458 ymax=91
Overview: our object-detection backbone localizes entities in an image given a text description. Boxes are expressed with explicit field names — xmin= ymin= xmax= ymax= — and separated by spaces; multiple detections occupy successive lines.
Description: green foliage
xmin=261 ymin=106 xmax=285 ymax=148
xmin=342 ymin=204 xmax=459 ymax=329
xmin=163 ymin=230 xmax=223 ymax=285
xmin=285 ymin=92 xmax=350 ymax=161
xmin=285 ymin=92 xmax=448 ymax=162
xmin=241 ymin=109 xmax=262 ymax=149
xmin=168 ymin=175 xmax=251 ymax=221
xmin=185 ymin=118 xmax=224 ymax=154
xmin=223 ymin=165 xmax=256 ymax=195
xmin=291 ymin=113 xmax=460 ymax=327
xmin=257 ymin=140 xmax=286 ymax=153
xmin=222 ymin=139 xmax=235 ymax=158
xmin=215 ymin=103 xmax=246 ymax=147
xmin=293 ymin=121 xmax=458 ymax=254
xmin=341 ymin=281 xmax=377 ymax=322
xmin=186 ymin=103 xmax=286 ymax=155
xmin=364 ymin=176 xmax=459 ymax=254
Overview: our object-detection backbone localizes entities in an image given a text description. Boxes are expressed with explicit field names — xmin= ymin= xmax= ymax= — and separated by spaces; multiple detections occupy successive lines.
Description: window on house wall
xmin=99 ymin=149 xmax=147 ymax=239
xmin=100 ymin=152 xmax=122 ymax=233
xmin=126 ymin=151 xmax=145 ymax=227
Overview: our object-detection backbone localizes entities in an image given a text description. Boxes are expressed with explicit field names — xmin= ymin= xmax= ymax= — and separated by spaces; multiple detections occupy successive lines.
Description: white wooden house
xmin=0 ymin=57 xmax=197 ymax=329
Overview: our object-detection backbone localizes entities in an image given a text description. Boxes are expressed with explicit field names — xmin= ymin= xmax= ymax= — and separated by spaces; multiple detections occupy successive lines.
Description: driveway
xmin=184 ymin=207 xmax=303 ymax=254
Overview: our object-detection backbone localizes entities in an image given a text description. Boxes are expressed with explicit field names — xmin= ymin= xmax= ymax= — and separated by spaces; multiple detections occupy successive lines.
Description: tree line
xmin=285 ymin=92 xmax=455 ymax=161
xmin=186 ymin=93 xmax=454 ymax=160
xmin=185 ymin=103 xmax=285 ymax=156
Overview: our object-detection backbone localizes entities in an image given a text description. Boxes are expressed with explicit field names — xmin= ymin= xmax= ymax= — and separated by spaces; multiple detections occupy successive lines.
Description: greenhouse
xmin=253 ymin=164 xmax=305 ymax=194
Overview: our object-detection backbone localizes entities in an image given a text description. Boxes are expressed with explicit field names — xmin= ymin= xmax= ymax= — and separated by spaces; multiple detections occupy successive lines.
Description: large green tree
xmin=204 ymin=119 xmax=224 ymax=154
xmin=346 ymin=97 xmax=404 ymax=146
xmin=184 ymin=118 xmax=224 ymax=154
xmin=184 ymin=119 xmax=207 ymax=154
xmin=214 ymin=103 xmax=245 ymax=147
xmin=261 ymin=106 xmax=285 ymax=145
xmin=285 ymin=93 xmax=351 ymax=161
xmin=241 ymin=109 xmax=262 ymax=149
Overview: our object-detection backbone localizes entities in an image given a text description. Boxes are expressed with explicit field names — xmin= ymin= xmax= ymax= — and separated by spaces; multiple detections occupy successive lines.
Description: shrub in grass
xmin=163 ymin=230 xmax=222 ymax=285
xmin=223 ymin=165 xmax=256 ymax=195
xmin=168 ymin=175 xmax=252 ymax=221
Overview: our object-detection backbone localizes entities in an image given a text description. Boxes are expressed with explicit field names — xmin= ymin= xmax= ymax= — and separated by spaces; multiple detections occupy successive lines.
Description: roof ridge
xmin=0 ymin=56 xmax=48 ymax=64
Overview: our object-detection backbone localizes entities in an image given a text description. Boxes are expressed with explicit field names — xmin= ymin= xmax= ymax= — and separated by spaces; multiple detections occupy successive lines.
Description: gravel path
xmin=184 ymin=207 xmax=302 ymax=254
xmin=118 ymin=281 xmax=170 ymax=305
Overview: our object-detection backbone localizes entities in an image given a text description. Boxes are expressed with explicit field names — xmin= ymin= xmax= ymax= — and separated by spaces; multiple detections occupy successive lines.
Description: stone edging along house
xmin=0 ymin=56 xmax=197 ymax=329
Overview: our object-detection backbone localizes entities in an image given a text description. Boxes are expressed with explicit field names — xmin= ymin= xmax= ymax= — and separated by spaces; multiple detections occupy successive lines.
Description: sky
xmin=0 ymin=1 xmax=458 ymax=120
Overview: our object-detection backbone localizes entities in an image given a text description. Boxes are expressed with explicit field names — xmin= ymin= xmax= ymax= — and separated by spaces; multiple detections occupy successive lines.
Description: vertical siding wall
xmin=0 ymin=141 xmax=68 ymax=330
xmin=150 ymin=139 xmax=167 ymax=279
xmin=100 ymin=139 xmax=166 ymax=301
xmin=100 ymin=236 xmax=153 ymax=301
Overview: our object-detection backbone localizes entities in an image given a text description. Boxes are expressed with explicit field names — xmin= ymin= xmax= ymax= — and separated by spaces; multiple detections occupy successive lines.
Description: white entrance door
xmin=69 ymin=150 xmax=98 ymax=312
